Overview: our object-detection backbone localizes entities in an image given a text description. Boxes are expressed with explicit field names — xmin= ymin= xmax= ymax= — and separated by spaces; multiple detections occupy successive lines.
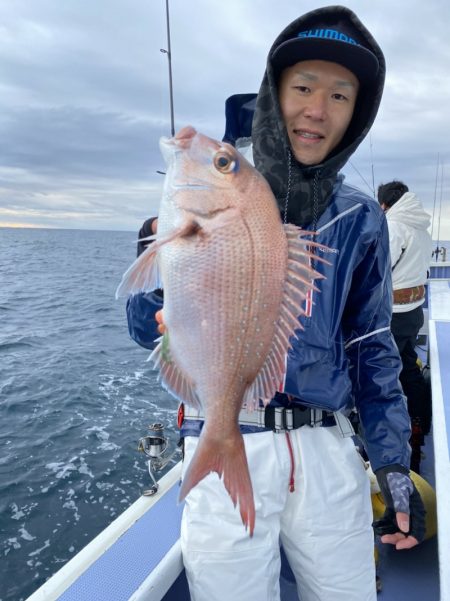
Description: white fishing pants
xmin=180 ymin=425 xmax=376 ymax=601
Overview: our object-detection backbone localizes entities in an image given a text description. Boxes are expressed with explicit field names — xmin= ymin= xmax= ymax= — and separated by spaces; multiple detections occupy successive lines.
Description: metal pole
xmin=164 ymin=0 xmax=175 ymax=136
xmin=436 ymin=161 xmax=444 ymax=251
xmin=430 ymin=153 xmax=439 ymax=249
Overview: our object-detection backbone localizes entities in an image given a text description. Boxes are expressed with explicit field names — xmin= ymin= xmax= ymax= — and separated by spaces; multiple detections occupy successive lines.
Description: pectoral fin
xmin=115 ymin=222 xmax=201 ymax=298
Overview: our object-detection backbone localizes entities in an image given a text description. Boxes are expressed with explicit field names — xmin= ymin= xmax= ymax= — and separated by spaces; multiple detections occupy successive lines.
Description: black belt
xmin=183 ymin=404 xmax=336 ymax=432
xmin=264 ymin=406 xmax=336 ymax=431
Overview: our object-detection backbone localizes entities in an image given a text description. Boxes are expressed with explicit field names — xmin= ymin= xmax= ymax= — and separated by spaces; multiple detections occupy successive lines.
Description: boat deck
xmin=26 ymin=279 xmax=450 ymax=601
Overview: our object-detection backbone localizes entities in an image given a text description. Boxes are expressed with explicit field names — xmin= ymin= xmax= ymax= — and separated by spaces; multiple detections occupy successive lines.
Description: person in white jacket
xmin=378 ymin=181 xmax=433 ymax=472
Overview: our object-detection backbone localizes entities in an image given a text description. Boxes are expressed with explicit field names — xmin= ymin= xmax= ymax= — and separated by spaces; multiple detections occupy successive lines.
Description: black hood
xmin=251 ymin=5 xmax=386 ymax=227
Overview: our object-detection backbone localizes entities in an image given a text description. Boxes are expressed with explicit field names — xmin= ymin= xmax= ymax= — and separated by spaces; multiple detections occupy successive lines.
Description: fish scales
xmin=161 ymin=208 xmax=286 ymax=406
xmin=116 ymin=125 xmax=327 ymax=535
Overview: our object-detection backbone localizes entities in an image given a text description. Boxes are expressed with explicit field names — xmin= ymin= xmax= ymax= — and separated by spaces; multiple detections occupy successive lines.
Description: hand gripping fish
xmin=116 ymin=126 xmax=328 ymax=536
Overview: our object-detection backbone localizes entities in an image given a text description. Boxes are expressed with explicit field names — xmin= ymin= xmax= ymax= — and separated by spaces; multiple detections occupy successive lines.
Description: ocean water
xmin=0 ymin=228 xmax=179 ymax=601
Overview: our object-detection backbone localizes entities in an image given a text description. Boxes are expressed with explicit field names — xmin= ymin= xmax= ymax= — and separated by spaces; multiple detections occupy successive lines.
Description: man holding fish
xmin=120 ymin=5 xmax=425 ymax=601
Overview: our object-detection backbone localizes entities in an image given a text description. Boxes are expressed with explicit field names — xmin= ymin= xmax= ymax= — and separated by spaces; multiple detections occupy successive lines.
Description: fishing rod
xmin=348 ymin=134 xmax=376 ymax=199
xmin=430 ymin=153 xmax=440 ymax=259
xmin=160 ymin=0 xmax=175 ymax=137
xmin=156 ymin=0 xmax=175 ymax=176
xmin=348 ymin=160 xmax=374 ymax=197
xmin=369 ymin=134 xmax=376 ymax=199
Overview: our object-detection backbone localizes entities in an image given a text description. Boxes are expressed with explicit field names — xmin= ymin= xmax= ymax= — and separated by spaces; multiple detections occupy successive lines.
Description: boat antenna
xmin=436 ymin=161 xmax=444 ymax=252
xmin=160 ymin=0 xmax=175 ymax=137
xmin=430 ymin=153 xmax=440 ymax=258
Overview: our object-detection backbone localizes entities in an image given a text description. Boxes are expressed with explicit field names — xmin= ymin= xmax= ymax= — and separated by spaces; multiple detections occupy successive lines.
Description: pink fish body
xmin=116 ymin=126 xmax=325 ymax=535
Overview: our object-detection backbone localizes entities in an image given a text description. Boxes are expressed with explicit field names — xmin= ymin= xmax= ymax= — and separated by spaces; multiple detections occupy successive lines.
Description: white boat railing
xmin=429 ymin=259 xmax=450 ymax=280
xmin=428 ymin=280 xmax=450 ymax=601
xmin=26 ymin=464 xmax=182 ymax=601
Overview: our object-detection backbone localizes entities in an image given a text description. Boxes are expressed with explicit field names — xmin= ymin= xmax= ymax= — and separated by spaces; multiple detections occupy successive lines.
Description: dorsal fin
xmin=243 ymin=226 xmax=329 ymax=409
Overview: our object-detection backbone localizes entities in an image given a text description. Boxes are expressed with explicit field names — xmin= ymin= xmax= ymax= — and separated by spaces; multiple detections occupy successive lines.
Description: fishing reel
xmin=138 ymin=422 xmax=182 ymax=496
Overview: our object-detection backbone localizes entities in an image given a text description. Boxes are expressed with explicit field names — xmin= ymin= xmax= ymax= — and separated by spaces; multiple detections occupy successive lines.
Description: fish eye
xmin=213 ymin=151 xmax=236 ymax=174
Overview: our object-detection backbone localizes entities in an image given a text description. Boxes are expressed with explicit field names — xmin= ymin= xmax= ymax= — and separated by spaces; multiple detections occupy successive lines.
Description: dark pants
xmin=391 ymin=306 xmax=432 ymax=471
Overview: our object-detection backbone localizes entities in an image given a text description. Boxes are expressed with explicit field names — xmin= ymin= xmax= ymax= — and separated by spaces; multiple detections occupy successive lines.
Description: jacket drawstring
xmin=283 ymin=150 xmax=292 ymax=224
xmin=310 ymin=169 xmax=321 ymax=271
xmin=312 ymin=170 xmax=320 ymax=231
xmin=285 ymin=432 xmax=295 ymax=492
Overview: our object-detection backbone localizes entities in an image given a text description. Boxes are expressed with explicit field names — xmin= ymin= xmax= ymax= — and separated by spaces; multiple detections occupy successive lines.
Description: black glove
xmin=137 ymin=217 xmax=158 ymax=257
xmin=373 ymin=464 xmax=426 ymax=544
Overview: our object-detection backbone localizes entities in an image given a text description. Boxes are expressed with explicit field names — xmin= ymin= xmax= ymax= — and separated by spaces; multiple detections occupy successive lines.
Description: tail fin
xmin=179 ymin=431 xmax=255 ymax=536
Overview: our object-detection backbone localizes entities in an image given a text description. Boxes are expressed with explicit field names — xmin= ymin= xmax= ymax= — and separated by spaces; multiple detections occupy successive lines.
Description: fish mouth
xmin=160 ymin=126 xmax=227 ymax=197
xmin=174 ymin=126 xmax=197 ymax=145
xmin=161 ymin=126 xmax=197 ymax=151
xmin=160 ymin=127 xmax=208 ymax=183
xmin=167 ymin=127 xmax=212 ymax=191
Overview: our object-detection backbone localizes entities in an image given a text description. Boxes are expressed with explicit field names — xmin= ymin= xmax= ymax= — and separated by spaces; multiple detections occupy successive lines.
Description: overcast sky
xmin=0 ymin=0 xmax=449 ymax=240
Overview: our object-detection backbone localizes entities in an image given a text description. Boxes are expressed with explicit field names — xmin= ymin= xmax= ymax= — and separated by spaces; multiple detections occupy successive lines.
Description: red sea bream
xmin=116 ymin=126 xmax=326 ymax=535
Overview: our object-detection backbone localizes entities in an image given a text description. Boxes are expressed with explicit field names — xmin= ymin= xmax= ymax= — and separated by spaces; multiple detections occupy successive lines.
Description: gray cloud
xmin=0 ymin=0 xmax=449 ymax=236
xmin=2 ymin=106 xmax=164 ymax=177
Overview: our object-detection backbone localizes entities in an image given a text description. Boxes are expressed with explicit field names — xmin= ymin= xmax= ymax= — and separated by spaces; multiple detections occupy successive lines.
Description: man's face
xmin=278 ymin=60 xmax=359 ymax=166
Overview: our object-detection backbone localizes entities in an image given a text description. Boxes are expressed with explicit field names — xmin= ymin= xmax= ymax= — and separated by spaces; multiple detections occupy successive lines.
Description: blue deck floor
xmin=279 ymin=431 xmax=438 ymax=601
xmin=376 ymin=431 xmax=438 ymax=600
